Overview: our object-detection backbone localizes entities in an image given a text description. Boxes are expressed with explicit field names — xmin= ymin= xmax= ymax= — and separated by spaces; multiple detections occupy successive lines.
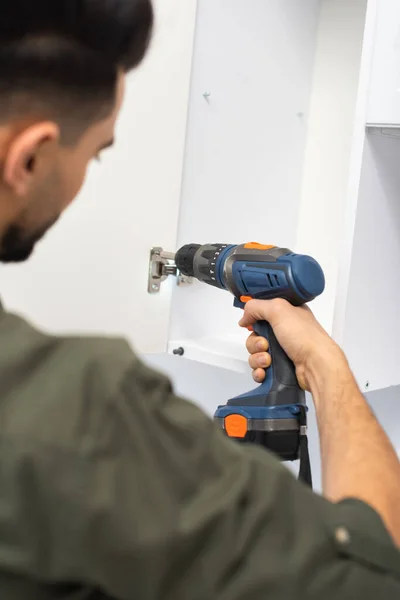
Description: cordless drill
xmin=175 ymin=243 xmax=325 ymax=486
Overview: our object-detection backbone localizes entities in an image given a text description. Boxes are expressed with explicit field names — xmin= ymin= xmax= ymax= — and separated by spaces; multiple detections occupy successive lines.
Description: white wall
xmin=145 ymin=353 xmax=400 ymax=492
xmin=0 ymin=0 xmax=197 ymax=356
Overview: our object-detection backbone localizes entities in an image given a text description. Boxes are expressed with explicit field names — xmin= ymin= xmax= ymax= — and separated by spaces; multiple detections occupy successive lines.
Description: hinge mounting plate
xmin=148 ymin=247 xmax=193 ymax=294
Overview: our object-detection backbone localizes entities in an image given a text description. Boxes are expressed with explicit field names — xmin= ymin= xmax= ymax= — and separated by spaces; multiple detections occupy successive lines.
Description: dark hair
xmin=0 ymin=0 xmax=154 ymax=141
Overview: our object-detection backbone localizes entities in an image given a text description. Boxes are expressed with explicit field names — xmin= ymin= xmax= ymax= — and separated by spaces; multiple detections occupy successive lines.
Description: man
xmin=0 ymin=1 xmax=398 ymax=599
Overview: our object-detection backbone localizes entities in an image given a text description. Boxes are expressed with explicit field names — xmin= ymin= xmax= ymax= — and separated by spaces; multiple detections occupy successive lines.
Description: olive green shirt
xmin=0 ymin=304 xmax=399 ymax=600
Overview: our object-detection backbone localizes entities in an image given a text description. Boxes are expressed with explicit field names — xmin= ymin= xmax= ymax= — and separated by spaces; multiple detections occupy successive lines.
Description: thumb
xmin=239 ymin=298 xmax=289 ymax=328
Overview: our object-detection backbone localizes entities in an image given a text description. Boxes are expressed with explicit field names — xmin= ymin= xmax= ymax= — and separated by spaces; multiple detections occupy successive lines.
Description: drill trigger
xmin=233 ymin=297 xmax=246 ymax=310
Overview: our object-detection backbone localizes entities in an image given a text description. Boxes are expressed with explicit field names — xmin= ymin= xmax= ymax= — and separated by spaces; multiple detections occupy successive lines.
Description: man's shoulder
xmin=0 ymin=306 xmax=136 ymax=376
xmin=0 ymin=308 xmax=138 ymax=448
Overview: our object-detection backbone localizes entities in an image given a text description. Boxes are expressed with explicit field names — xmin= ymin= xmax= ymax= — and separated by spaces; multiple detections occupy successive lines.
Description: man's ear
xmin=3 ymin=122 xmax=60 ymax=197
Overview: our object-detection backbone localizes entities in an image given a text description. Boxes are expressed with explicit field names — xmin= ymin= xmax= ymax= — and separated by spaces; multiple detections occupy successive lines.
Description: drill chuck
xmin=176 ymin=243 xmax=232 ymax=290
xmin=175 ymin=244 xmax=201 ymax=278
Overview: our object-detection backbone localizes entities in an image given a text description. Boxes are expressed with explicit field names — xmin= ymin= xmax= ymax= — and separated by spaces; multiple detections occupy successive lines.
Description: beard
xmin=0 ymin=218 xmax=59 ymax=263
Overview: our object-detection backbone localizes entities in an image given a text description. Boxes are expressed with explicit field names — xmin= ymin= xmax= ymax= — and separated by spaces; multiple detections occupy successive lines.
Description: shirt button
xmin=335 ymin=527 xmax=351 ymax=545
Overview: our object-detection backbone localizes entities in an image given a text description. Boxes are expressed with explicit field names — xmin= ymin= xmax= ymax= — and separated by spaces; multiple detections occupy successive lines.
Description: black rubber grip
xmin=255 ymin=320 xmax=299 ymax=388
xmin=247 ymin=320 xmax=306 ymax=408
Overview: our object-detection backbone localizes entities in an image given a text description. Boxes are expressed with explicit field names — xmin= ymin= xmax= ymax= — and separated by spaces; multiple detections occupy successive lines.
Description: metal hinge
xmin=148 ymin=247 xmax=193 ymax=294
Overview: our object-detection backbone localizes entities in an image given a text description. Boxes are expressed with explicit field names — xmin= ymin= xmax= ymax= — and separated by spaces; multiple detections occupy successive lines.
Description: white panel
xmin=169 ymin=0 xmax=321 ymax=369
xmin=343 ymin=132 xmax=400 ymax=392
xmin=296 ymin=0 xmax=368 ymax=334
xmin=0 ymin=0 xmax=197 ymax=354
xmin=367 ymin=0 xmax=400 ymax=126
xmin=333 ymin=0 xmax=378 ymax=346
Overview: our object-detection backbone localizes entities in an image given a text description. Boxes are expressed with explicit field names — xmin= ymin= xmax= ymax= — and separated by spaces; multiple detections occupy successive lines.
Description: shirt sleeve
xmin=4 ymin=350 xmax=400 ymax=600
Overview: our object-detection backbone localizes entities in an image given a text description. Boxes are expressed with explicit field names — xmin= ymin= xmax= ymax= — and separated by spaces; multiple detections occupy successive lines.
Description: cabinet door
xmin=0 ymin=0 xmax=197 ymax=354
xmin=367 ymin=0 xmax=400 ymax=126
xmin=168 ymin=0 xmax=321 ymax=371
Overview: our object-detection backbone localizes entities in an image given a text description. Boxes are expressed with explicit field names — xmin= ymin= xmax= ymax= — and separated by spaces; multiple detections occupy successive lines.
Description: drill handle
xmin=253 ymin=320 xmax=305 ymax=407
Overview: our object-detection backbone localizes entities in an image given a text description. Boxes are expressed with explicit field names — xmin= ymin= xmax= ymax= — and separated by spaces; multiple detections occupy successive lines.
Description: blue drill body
xmin=175 ymin=243 xmax=325 ymax=470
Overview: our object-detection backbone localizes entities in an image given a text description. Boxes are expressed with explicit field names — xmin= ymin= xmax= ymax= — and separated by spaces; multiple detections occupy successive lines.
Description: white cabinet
xmin=168 ymin=0 xmax=374 ymax=379
xmin=168 ymin=0 xmax=322 ymax=372
xmin=341 ymin=130 xmax=400 ymax=391
xmin=367 ymin=0 xmax=400 ymax=126
xmin=2 ymin=0 xmax=400 ymax=395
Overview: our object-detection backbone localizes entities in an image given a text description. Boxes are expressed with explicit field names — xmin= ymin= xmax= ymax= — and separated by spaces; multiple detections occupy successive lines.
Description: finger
xmin=253 ymin=368 xmax=266 ymax=383
xmin=239 ymin=298 xmax=290 ymax=328
xmin=249 ymin=352 xmax=271 ymax=370
xmin=246 ymin=334 xmax=269 ymax=354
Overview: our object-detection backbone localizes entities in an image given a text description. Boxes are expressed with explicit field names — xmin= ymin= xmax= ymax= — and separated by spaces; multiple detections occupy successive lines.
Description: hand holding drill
xmin=242 ymin=298 xmax=344 ymax=391
xmin=175 ymin=242 xmax=400 ymax=541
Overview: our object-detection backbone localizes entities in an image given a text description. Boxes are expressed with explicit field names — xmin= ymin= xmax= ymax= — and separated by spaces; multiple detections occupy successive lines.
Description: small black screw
xmin=173 ymin=347 xmax=185 ymax=357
